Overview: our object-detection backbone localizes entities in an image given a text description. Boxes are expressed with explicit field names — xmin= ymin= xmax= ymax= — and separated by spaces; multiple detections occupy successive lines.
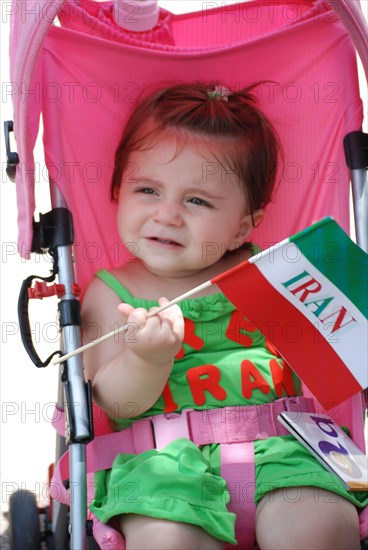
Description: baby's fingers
xmin=158 ymin=297 xmax=184 ymax=340
xmin=117 ymin=302 xmax=135 ymax=319
xmin=118 ymin=305 xmax=149 ymax=334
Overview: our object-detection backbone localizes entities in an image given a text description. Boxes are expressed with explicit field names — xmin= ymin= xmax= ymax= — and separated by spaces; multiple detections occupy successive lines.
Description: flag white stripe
xmin=251 ymin=241 xmax=368 ymax=388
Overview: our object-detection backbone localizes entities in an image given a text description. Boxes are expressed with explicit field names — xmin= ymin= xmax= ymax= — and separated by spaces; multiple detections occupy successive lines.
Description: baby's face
xmin=117 ymin=136 xmax=254 ymax=279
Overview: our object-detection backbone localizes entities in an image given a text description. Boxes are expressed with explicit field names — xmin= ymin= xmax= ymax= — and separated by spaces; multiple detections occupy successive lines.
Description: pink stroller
xmin=4 ymin=0 xmax=368 ymax=548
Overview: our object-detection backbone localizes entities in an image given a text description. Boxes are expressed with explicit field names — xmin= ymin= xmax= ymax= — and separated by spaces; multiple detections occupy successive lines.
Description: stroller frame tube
xmin=52 ymin=380 xmax=69 ymax=550
xmin=69 ymin=444 xmax=88 ymax=549
xmin=56 ymin=244 xmax=90 ymax=550
xmin=57 ymin=245 xmax=91 ymax=441
xmin=351 ymin=168 xmax=368 ymax=253
xmin=50 ymin=184 xmax=92 ymax=549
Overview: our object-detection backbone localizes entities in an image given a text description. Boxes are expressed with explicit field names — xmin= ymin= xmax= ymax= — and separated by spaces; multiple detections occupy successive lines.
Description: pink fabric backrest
xmin=37 ymin=0 xmax=364 ymax=292
xmin=7 ymin=0 xmax=368 ymax=264
xmin=9 ymin=0 xmax=367 ymax=266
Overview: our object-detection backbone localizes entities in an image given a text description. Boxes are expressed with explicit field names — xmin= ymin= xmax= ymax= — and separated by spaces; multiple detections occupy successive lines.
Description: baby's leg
xmin=120 ymin=514 xmax=225 ymax=550
xmin=255 ymin=486 xmax=360 ymax=549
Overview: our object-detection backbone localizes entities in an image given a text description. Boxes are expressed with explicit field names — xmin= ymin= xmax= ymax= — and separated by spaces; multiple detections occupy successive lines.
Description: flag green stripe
xmin=290 ymin=217 xmax=367 ymax=318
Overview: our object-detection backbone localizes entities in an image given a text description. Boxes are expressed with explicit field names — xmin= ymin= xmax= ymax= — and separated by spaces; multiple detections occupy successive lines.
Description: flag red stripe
xmin=212 ymin=263 xmax=362 ymax=409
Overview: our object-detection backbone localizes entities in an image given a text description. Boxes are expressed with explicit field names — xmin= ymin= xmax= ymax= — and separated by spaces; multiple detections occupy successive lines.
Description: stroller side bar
xmin=49 ymin=204 xmax=93 ymax=550
xmin=56 ymin=244 xmax=93 ymax=549
xmin=344 ymin=131 xmax=368 ymax=252
xmin=56 ymin=239 xmax=93 ymax=444
xmin=17 ymin=198 xmax=94 ymax=548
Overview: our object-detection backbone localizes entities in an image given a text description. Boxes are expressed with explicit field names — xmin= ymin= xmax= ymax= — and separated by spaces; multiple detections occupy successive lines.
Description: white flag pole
xmin=52 ymin=280 xmax=212 ymax=365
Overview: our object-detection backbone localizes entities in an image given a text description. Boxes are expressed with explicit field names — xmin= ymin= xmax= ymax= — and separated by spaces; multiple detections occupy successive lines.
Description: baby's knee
xmin=255 ymin=487 xmax=360 ymax=549
xmin=312 ymin=502 xmax=360 ymax=549
xmin=120 ymin=514 xmax=224 ymax=550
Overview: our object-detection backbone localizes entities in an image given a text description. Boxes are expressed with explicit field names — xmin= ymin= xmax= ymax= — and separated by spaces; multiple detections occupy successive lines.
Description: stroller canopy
xmin=8 ymin=0 xmax=367 ymax=291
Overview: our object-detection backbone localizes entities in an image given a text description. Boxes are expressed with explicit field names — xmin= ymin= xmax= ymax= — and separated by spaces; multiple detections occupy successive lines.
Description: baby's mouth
xmin=148 ymin=237 xmax=182 ymax=246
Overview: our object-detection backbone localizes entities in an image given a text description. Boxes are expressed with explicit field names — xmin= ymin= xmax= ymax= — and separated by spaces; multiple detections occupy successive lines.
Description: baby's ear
xmin=251 ymin=208 xmax=264 ymax=228
xmin=234 ymin=208 xmax=264 ymax=246
xmin=228 ymin=209 xmax=265 ymax=252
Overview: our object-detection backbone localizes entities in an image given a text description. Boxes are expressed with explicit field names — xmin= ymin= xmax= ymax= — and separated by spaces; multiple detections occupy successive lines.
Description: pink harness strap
xmin=86 ymin=418 xmax=156 ymax=471
xmin=52 ymin=398 xmax=316 ymax=474
xmin=221 ymin=442 xmax=256 ymax=550
xmin=188 ymin=397 xmax=314 ymax=445
xmin=51 ymin=396 xmax=316 ymax=548
xmin=51 ymin=397 xmax=316 ymax=480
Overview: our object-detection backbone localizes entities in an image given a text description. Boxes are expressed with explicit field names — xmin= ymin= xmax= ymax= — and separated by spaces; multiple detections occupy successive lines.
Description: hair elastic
xmin=207 ymin=85 xmax=232 ymax=102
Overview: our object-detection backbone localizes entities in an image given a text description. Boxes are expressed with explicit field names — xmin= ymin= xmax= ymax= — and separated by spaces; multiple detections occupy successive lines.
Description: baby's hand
xmin=117 ymin=298 xmax=184 ymax=366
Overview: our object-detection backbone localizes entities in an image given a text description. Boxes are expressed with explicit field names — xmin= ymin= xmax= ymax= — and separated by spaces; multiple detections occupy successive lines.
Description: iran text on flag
xmin=212 ymin=218 xmax=367 ymax=410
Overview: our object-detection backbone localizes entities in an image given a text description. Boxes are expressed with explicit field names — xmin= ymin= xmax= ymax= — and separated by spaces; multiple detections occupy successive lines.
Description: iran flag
xmin=212 ymin=218 xmax=368 ymax=410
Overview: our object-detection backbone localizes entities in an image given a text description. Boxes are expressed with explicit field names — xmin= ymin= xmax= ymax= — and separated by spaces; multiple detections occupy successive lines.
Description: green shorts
xmin=90 ymin=436 xmax=368 ymax=544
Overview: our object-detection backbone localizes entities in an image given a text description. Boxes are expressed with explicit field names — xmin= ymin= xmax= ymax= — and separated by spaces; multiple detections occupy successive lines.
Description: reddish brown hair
xmin=111 ymin=82 xmax=282 ymax=217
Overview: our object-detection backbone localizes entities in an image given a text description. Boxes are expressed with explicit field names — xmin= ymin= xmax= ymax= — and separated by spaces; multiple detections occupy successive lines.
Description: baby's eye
xmin=188 ymin=197 xmax=211 ymax=207
xmin=136 ymin=187 xmax=156 ymax=195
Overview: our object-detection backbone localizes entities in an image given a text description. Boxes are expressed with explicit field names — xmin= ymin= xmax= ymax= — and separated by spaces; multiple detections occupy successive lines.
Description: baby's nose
xmin=154 ymin=201 xmax=183 ymax=226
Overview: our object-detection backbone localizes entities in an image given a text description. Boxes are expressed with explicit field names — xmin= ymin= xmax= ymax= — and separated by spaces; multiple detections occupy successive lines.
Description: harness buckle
xmin=151 ymin=409 xmax=193 ymax=450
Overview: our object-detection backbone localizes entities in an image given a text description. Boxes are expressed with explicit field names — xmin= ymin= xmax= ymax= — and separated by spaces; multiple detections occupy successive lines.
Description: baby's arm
xmin=82 ymin=277 xmax=184 ymax=418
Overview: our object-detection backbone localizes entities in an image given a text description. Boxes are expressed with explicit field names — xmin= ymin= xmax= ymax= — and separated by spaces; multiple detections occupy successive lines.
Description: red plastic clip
xmin=28 ymin=281 xmax=82 ymax=299
xmin=28 ymin=281 xmax=65 ymax=299
xmin=71 ymin=283 xmax=81 ymax=297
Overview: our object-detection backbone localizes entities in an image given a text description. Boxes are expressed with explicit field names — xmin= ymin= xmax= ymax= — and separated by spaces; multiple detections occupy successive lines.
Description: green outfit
xmin=90 ymin=268 xmax=367 ymax=544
